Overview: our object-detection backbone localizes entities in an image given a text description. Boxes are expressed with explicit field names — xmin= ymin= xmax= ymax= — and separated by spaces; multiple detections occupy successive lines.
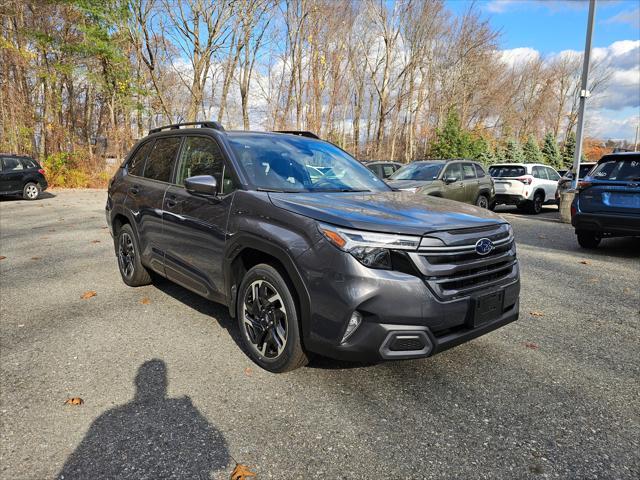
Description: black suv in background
xmin=107 ymin=122 xmax=520 ymax=372
xmin=0 ymin=154 xmax=48 ymax=200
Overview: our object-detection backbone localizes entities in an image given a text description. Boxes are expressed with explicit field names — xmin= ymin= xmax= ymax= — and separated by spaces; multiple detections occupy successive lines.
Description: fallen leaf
xmin=538 ymin=234 xmax=547 ymax=239
xmin=524 ymin=342 xmax=539 ymax=350
xmin=623 ymin=288 xmax=631 ymax=295
xmin=48 ymin=229 xmax=56 ymax=232
xmin=64 ymin=397 xmax=84 ymax=406
xmin=90 ymin=240 xmax=101 ymax=244
xmin=140 ymin=297 xmax=151 ymax=305
xmin=579 ymin=260 xmax=591 ymax=265
xmin=0 ymin=256 xmax=6 ymax=260
xmin=588 ymin=277 xmax=599 ymax=284
xmin=101 ymin=226 xmax=109 ymax=230
xmin=529 ymin=311 xmax=544 ymax=317
xmin=81 ymin=291 xmax=97 ymax=299
xmin=30 ymin=256 xmax=41 ymax=261
xmin=244 ymin=367 xmax=253 ymax=377
xmin=230 ymin=464 xmax=256 ymax=480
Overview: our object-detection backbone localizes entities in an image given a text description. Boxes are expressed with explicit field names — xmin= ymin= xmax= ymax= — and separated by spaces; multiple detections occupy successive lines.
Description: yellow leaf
xmin=230 ymin=464 xmax=256 ymax=480
xmin=140 ymin=297 xmax=151 ymax=305
xmin=529 ymin=311 xmax=544 ymax=317
xmin=81 ymin=291 xmax=97 ymax=299
xmin=64 ymin=397 xmax=84 ymax=406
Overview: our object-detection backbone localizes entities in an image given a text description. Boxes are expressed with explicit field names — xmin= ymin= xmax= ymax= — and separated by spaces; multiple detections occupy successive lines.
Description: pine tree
xmin=541 ymin=132 xmax=561 ymax=168
xmin=493 ymin=144 xmax=505 ymax=163
xmin=562 ymin=131 xmax=577 ymax=168
xmin=429 ymin=110 xmax=465 ymax=159
xmin=523 ymin=137 xmax=543 ymax=163
xmin=503 ymin=138 xmax=524 ymax=163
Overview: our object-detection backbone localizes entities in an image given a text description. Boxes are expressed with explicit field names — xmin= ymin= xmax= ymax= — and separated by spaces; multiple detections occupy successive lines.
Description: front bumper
xmin=296 ymin=241 xmax=520 ymax=362
xmin=572 ymin=211 xmax=640 ymax=236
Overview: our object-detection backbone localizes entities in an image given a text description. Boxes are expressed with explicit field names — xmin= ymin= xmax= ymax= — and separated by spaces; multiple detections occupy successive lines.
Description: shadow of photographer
xmin=58 ymin=359 xmax=229 ymax=479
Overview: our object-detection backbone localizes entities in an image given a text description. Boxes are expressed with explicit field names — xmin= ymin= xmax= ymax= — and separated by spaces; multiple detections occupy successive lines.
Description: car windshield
xmin=226 ymin=134 xmax=389 ymax=193
xmin=590 ymin=158 xmax=640 ymax=181
xmin=488 ymin=166 xmax=526 ymax=178
xmin=389 ymin=162 xmax=442 ymax=181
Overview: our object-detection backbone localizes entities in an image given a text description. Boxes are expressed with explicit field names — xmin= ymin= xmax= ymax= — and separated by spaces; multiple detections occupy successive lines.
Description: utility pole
xmin=572 ymin=0 xmax=596 ymax=189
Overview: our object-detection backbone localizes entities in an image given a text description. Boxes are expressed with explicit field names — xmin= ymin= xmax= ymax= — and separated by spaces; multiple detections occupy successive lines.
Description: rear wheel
xmin=22 ymin=182 xmax=41 ymax=200
xmin=116 ymin=223 xmax=152 ymax=286
xmin=576 ymin=230 xmax=601 ymax=249
xmin=527 ymin=192 xmax=544 ymax=214
xmin=475 ymin=194 xmax=489 ymax=209
xmin=237 ymin=264 xmax=308 ymax=373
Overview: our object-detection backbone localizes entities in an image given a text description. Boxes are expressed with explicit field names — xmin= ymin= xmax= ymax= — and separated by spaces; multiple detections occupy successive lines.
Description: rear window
xmin=144 ymin=137 xmax=182 ymax=182
xmin=489 ymin=166 xmax=526 ymax=178
xmin=590 ymin=158 xmax=640 ymax=181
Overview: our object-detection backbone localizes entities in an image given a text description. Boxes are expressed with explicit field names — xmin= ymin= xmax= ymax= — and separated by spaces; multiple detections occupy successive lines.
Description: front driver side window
xmin=177 ymin=137 xmax=236 ymax=194
xmin=444 ymin=163 xmax=462 ymax=181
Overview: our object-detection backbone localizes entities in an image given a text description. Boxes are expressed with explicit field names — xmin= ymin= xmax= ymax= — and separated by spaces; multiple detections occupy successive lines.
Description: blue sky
xmin=446 ymin=0 xmax=640 ymax=140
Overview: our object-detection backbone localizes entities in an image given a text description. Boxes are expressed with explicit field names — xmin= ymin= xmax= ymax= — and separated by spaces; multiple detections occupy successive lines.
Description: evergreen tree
xmin=523 ymin=136 xmax=543 ymax=163
xmin=503 ymin=138 xmax=524 ymax=163
xmin=541 ymin=132 xmax=561 ymax=168
xmin=428 ymin=109 xmax=478 ymax=159
xmin=562 ymin=131 xmax=577 ymax=168
xmin=493 ymin=144 xmax=505 ymax=163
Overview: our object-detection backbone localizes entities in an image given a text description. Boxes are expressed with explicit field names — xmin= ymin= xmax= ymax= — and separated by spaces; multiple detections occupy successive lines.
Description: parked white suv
xmin=488 ymin=163 xmax=561 ymax=214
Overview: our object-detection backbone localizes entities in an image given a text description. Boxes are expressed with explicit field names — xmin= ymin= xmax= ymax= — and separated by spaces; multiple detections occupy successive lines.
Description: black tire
xmin=22 ymin=182 xmax=41 ymax=200
xmin=475 ymin=194 xmax=490 ymax=209
xmin=488 ymin=200 xmax=497 ymax=211
xmin=115 ymin=223 xmax=152 ymax=287
xmin=237 ymin=264 xmax=308 ymax=373
xmin=576 ymin=230 xmax=601 ymax=249
xmin=526 ymin=192 xmax=544 ymax=214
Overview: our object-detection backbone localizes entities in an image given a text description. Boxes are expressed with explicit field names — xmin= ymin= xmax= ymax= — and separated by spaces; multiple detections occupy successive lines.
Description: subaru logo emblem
xmin=475 ymin=238 xmax=494 ymax=256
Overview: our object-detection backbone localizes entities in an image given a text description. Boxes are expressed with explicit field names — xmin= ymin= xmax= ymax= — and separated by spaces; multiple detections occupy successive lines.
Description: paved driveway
xmin=1 ymin=191 xmax=638 ymax=479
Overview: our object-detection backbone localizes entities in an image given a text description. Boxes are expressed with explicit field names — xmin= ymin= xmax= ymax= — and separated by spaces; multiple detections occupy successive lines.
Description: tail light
xmin=570 ymin=205 xmax=577 ymax=218
xmin=577 ymin=181 xmax=592 ymax=190
xmin=515 ymin=176 xmax=533 ymax=185
xmin=38 ymin=168 xmax=45 ymax=175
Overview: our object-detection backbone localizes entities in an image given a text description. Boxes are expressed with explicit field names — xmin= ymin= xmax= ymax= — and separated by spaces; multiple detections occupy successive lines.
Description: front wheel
xmin=23 ymin=182 xmax=41 ymax=200
xmin=237 ymin=264 xmax=308 ymax=373
xmin=527 ymin=192 xmax=544 ymax=214
xmin=576 ymin=230 xmax=601 ymax=249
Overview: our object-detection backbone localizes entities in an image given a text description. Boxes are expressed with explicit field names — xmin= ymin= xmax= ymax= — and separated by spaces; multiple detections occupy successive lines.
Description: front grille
xmin=409 ymin=224 xmax=518 ymax=300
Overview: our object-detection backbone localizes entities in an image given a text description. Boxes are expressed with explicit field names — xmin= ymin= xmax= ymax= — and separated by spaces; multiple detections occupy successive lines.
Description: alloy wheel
xmin=25 ymin=184 xmax=38 ymax=199
xmin=118 ymin=232 xmax=135 ymax=279
xmin=242 ymin=280 xmax=288 ymax=359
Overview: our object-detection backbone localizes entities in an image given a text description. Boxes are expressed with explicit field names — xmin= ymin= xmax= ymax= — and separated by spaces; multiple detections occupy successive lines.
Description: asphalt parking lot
xmin=1 ymin=190 xmax=639 ymax=480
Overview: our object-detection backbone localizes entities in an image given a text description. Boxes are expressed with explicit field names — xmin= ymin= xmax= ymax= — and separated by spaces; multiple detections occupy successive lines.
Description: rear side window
xmin=176 ymin=136 xmax=226 ymax=189
xmin=474 ymin=164 xmax=486 ymax=177
xmin=20 ymin=158 xmax=38 ymax=169
xmin=127 ymin=141 xmax=154 ymax=177
xmin=462 ymin=163 xmax=476 ymax=179
xmin=1 ymin=157 xmax=23 ymax=171
xmin=144 ymin=137 xmax=182 ymax=182
xmin=591 ymin=158 xmax=640 ymax=181
xmin=489 ymin=166 xmax=526 ymax=177
xmin=532 ymin=166 xmax=548 ymax=180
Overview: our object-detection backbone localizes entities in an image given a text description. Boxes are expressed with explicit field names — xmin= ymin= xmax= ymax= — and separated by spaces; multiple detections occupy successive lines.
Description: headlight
xmin=400 ymin=187 xmax=418 ymax=193
xmin=318 ymin=223 xmax=421 ymax=269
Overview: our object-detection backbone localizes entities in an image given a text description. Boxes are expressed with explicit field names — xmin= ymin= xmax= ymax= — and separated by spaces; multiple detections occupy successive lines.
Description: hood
xmin=268 ymin=190 xmax=504 ymax=235
xmin=386 ymin=179 xmax=435 ymax=190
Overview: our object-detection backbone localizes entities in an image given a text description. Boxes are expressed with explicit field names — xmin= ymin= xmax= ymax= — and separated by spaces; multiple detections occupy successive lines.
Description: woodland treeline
xmin=0 ymin=0 xmax=618 ymax=186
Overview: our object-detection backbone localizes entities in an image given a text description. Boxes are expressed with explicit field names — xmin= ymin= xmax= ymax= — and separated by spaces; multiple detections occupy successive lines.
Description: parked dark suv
xmin=0 ymin=154 xmax=48 ymax=200
xmin=571 ymin=152 xmax=640 ymax=248
xmin=106 ymin=122 xmax=520 ymax=372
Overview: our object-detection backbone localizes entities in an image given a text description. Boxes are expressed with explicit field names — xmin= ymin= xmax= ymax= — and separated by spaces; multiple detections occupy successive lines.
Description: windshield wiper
xmin=256 ymin=187 xmax=303 ymax=193
xmin=313 ymin=188 xmax=371 ymax=193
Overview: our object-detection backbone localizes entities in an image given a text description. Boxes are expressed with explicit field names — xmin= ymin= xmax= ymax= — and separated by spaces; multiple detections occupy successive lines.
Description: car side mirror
xmin=185 ymin=175 xmax=218 ymax=196
xmin=443 ymin=176 xmax=457 ymax=184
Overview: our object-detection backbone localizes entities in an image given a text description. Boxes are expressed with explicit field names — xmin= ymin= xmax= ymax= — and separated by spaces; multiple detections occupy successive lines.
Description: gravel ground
xmin=1 ymin=189 xmax=638 ymax=480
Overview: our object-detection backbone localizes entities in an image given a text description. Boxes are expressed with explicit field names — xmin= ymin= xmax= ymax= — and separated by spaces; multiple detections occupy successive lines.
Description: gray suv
xmin=106 ymin=122 xmax=520 ymax=372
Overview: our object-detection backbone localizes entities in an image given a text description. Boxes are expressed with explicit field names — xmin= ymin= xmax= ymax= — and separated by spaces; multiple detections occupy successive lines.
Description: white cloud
xmin=585 ymin=109 xmax=639 ymax=141
xmin=485 ymin=0 xmax=586 ymax=14
xmin=500 ymin=47 xmax=540 ymax=67
xmin=604 ymin=7 xmax=640 ymax=29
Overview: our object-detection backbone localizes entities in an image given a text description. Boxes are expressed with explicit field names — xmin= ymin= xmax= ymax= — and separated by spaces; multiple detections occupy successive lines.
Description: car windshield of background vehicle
xmin=227 ymin=134 xmax=390 ymax=193
xmin=488 ymin=166 xmax=526 ymax=178
xmin=390 ymin=163 xmax=442 ymax=181
xmin=591 ymin=159 xmax=640 ymax=181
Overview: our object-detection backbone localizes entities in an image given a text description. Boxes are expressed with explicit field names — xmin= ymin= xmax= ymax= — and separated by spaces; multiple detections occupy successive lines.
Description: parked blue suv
xmin=571 ymin=152 xmax=640 ymax=248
